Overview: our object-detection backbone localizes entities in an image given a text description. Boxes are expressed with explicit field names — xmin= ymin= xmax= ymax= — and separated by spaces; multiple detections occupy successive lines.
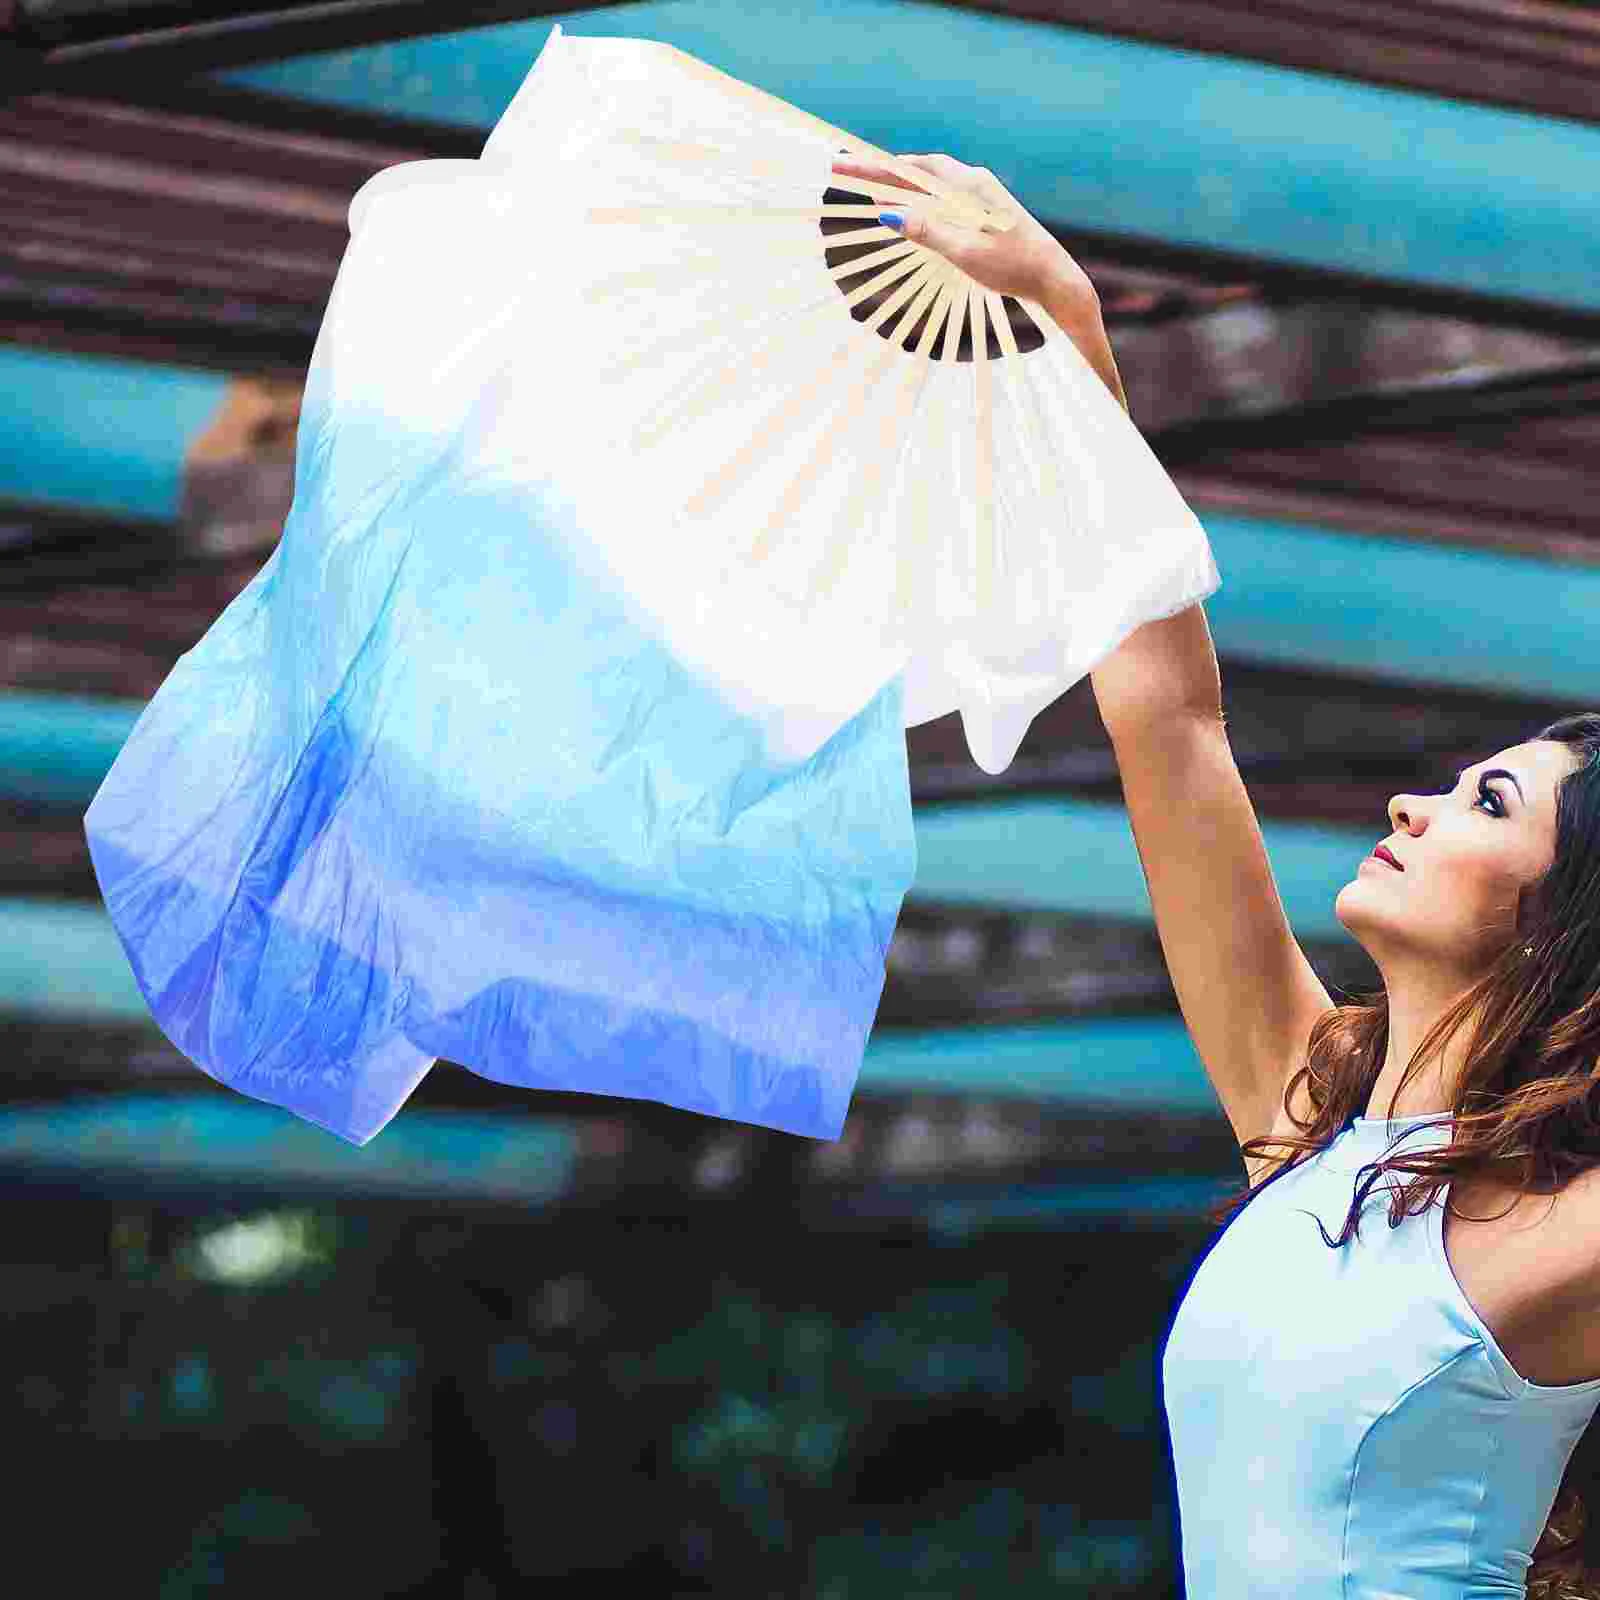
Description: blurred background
xmin=2 ymin=0 xmax=1598 ymax=1594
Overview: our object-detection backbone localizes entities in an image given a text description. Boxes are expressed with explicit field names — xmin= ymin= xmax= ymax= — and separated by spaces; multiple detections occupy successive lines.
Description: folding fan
xmin=82 ymin=24 xmax=1219 ymax=1150
xmin=451 ymin=21 xmax=1222 ymax=772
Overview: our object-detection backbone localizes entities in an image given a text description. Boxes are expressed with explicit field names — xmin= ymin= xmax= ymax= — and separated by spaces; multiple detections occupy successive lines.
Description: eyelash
xmin=1434 ymin=779 xmax=1504 ymax=817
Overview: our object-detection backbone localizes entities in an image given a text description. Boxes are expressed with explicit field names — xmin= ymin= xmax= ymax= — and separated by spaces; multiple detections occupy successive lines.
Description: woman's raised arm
xmin=1028 ymin=267 xmax=1333 ymax=1156
xmin=1036 ymin=278 xmax=1324 ymax=1152
xmin=1036 ymin=283 xmax=1332 ymax=1161
xmin=1090 ymin=606 xmax=1333 ymax=1161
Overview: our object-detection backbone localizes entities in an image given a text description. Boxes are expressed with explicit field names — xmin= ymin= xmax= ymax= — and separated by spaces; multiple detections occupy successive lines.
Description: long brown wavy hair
xmin=1204 ymin=712 xmax=1600 ymax=1600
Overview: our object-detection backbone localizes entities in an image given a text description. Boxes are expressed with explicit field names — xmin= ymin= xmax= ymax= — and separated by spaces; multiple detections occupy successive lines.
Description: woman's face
xmin=1335 ymin=739 xmax=1579 ymax=974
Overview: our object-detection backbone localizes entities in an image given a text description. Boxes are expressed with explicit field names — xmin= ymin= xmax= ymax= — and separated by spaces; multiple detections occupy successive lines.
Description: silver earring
xmin=1524 ymin=944 xmax=1535 ymax=957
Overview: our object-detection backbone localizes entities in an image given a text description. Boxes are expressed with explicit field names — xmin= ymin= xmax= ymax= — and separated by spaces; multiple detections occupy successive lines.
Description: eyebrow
xmin=1446 ymin=766 xmax=1526 ymax=806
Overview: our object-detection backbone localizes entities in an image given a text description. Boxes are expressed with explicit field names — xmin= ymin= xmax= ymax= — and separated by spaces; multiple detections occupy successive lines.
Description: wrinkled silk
xmin=83 ymin=24 xmax=1218 ymax=1145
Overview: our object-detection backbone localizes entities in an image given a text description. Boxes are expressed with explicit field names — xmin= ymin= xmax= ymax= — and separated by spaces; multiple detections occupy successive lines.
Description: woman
xmin=837 ymin=151 xmax=1600 ymax=1598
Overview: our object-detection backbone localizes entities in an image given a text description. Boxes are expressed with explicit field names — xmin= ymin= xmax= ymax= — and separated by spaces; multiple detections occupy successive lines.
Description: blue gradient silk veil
xmin=82 ymin=25 xmax=1217 ymax=1146
xmin=84 ymin=373 xmax=915 ymax=1143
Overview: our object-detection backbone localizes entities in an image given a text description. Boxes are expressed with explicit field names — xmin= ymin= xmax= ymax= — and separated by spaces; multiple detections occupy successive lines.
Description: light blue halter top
xmin=1162 ymin=1109 xmax=1600 ymax=1597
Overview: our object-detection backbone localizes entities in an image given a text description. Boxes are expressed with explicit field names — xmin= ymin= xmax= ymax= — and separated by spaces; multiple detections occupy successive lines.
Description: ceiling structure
xmin=0 ymin=0 xmax=1595 ymax=1209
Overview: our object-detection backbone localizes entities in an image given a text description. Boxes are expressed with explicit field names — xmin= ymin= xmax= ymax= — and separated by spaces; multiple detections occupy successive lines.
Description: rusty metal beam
xmin=972 ymin=0 xmax=1600 ymax=127
xmin=1 ymin=0 xmax=633 ymax=94
xmin=9 ymin=0 xmax=1600 ymax=129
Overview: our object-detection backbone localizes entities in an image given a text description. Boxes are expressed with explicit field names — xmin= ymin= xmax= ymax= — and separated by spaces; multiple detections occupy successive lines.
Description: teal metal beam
xmin=910 ymin=797 xmax=1370 ymax=940
xmin=0 ymin=1091 xmax=1237 ymax=1218
xmin=0 ymin=899 xmax=150 ymax=1016
xmin=0 ymin=889 xmax=1235 ymax=1109
xmin=0 ymin=881 xmax=1240 ymax=1116
xmin=0 ymin=888 xmax=1234 ymax=1109
xmin=7 ymin=354 xmax=1600 ymax=708
xmin=0 ymin=692 xmax=143 ymax=810
xmin=922 ymin=1175 xmax=1240 ymax=1234
xmin=861 ymin=1013 xmax=1219 ymax=1111
xmin=1 ymin=781 xmax=1376 ymax=1011
xmin=1 ymin=346 xmax=226 ymax=522
xmin=0 ymin=1092 xmax=580 ymax=1201
xmin=208 ymin=0 xmax=1600 ymax=312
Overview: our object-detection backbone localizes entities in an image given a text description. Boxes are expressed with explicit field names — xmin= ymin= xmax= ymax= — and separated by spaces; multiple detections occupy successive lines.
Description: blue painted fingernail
xmin=878 ymin=210 xmax=904 ymax=230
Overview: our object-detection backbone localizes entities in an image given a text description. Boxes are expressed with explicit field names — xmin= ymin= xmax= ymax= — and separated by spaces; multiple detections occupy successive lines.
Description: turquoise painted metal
xmin=212 ymin=0 xmax=1600 ymax=311
xmin=0 ymin=345 xmax=225 ymax=521
xmin=0 ymin=897 xmax=149 ymax=1016
xmin=0 ymin=1090 xmax=1233 ymax=1218
xmin=0 ymin=899 xmax=1259 ymax=1115
xmin=6 ymin=333 xmax=1595 ymax=706
xmin=862 ymin=1012 xmax=1253 ymax=1111
xmin=0 ymin=692 xmax=142 ymax=810
xmin=0 ymin=1092 xmax=580 ymax=1200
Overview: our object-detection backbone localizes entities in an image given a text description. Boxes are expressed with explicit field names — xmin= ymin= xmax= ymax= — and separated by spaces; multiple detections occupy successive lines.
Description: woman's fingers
xmin=908 ymin=154 xmax=1018 ymax=216
xmin=834 ymin=151 xmax=1094 ymax=306
xmin=830 ymin=154 xmax=932 ymax=196
xmin=831 ymin=152 xmax=1011 ymax=218
xmin=829 ymin=151 xmax=1095 ymax=304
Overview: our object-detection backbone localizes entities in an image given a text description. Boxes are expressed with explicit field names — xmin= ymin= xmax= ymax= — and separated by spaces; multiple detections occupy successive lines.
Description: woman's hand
xmin=829 ymin=151 xmax=1099 ymax=312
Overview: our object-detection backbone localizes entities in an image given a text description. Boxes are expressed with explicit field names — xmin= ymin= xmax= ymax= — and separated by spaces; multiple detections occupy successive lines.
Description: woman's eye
xmin=1431 ymin=780 xmax=1503 ymax=815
